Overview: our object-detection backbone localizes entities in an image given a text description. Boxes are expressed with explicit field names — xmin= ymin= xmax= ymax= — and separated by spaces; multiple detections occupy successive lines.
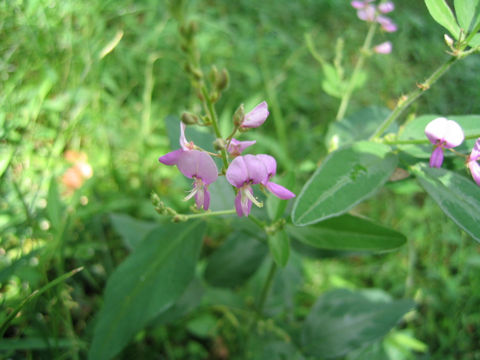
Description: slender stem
xmin=256 ymin=261 xmax=277 ymax=318
xmin=183 ymin=209 xmax=236 ymax=220
xmin=247 ymin=214 xmax=265 ymax=229
xmin=336 ymin=22 xmax=377 ymax=121
xmin=370 ymin=56 xmax=459 ymax=140
xmin=200 ymin=86 xmax=229 ymax=171
xmin=382 ymin=134 xmax=480 ymax=146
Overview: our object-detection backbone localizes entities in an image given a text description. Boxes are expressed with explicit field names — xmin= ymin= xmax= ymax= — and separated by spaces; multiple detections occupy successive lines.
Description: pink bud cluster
xmin=351 ymin=0 xmax=397 ymax=54
xmin=158 ymin=102 xmax=295 ymax=216
xmin=424 ymin=117 xmax=480 ymax=186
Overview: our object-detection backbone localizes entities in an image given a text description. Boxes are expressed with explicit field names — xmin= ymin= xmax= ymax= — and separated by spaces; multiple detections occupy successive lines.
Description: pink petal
xmin=243 ymin=154 xmax=268 ymax=184
xmin=351 ymin=0 xmax=366 ymax=9
xmin=256 ymin=154 xmax=277 ymax=181
xmin=241 ymin=101 xmax=269 ymax=128
xmin=234 ymin=190 xmax=251 ymax=217
xmin=429 ymin=146 xmax=444 ymax=168
xmin=226 ymin=156 xmax=249 ymax=188
xmin=177 ymin=150 xmax=218 ymax=184
xmin=468 ymin=160 xmax=480 ymax=186
xmin=158 ymin=149 xmax=184 ymax=165
xmin=358 ymin=5 xmax=376 ymax=21
xmin=443 ymin=121 xmax=464 ymax=148
xmin=266 ymin=182 xmax=295 ymax=200
xmin=195 ymin=186 xmax=210 ymax=210
xmin=179 ymin=122 xmax=189 ymax=150
xmin=378 ymin=1 xmax=394 ymax=13
xmin=470 ymin=138 xmax=480 ymax=161
xmin=374 ymin=41 xmax=392 ymax=54
xmin=203 ymin=188 xmax=210 ymax=210
xmin=377 ymin=15 xmax=397 ymax=32
xmin=227 ymin=138 xmax=256 ymax=156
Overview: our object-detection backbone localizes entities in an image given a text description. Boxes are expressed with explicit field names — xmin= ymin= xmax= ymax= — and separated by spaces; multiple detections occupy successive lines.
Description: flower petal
xmin=429 ymin=146 xmax=444 ymax=168
xmin=443 ymin=120 xmax=464 ymax=148
xmin=470 ymin=138 xmax=480 ymax=162
xmin=357 ymin=5 xmax=376 ymax=21
xmin=227 ymin=138 xmax=256 ymax=156
xmin=179 ymin=122 xmax=189 ymax=150
xmin=241 ymin=101 xmax=269 ymax=128
xmin=158 ymin=149 xmax=184 ymax=165
xmin=266 ymin=181 xmax=296 ymax=199
xmin=425 ymin=117 xmax=448 ymax=144
xmin=256 ymin=154 xmax=277 ymax=180
xmin=374 ymin=41 xmax=392 ymax=54
xmin=226 ymin=156 xmax=249 ymax=188
xmin=468 ymin=160 xmax=480 ymax=186
xmin=243 ymin=154 xmax=268 ymax=184
xmin=177 ymin=150 xmax=218 ymax=184
xmin=378 ymin=1 xmax=394 ymax=13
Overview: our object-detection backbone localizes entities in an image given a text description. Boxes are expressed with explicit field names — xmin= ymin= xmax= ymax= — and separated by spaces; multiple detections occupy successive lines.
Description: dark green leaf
xmin=110 ymin=213 xmax=158 ymax=250
xmin=204 ymin=232 xmax=267 ymax=288
xmin=292 ymin=142 xmax=397 ymax=226
xmin=287 ymin=214 xmax=406 ymax=251
xmin=454 ymin=0 xmax=479 ymax=32
xmin=413 ymin=163 xmax=480 ymax=242
xmin=267 ymin=230 xmax=290 ymax=267
xmin=326 ymin=106 xmax=393 ymax=149
xmin=301 ymin=289 xmax=415 ymax=358
xmin=88 ymin=222 xmax=205 ymax=360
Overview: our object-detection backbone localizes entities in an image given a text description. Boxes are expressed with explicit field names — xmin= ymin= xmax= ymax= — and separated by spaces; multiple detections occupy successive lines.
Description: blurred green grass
xmin=1 ymin=0 xmax=480 ymax=358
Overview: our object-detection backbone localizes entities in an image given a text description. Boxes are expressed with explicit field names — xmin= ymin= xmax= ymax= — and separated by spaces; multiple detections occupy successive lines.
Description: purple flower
xmin=226 ymin=154 xmax=295 ymax=217
xmin=227 ymin=138 xmax=256 ymax=157
xmin=468 ymin=138 xmax=480 ymax=186
xmin=357 ymin=4 xmax=377 ymax=21
xmin=425 ymin=117 xmax=464 ymax=168
xmin=373 ymin=41 xmax=392 ymax=54
xmin=378 ymin=1 xmax=394 ymax=13
xmin=256 ymin=154 xmax=296 ymax=200
xmin=377 ymin=15 xmax=397 ymax=32
xmin=351 ymin=0 xmax=374 ymax=9
xmin=159 ymin=122 xmax=218 ymax=210
xmin=241 ymin=101 xmax=269 ymax=128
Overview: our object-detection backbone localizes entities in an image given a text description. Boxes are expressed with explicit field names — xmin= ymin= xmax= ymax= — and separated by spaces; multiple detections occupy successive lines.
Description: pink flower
xmin=377 ymin=15 xmax=397 ymax=32
xmin=378 ymin=1 xmax=394 ymax=13
xmin=226 ymin=154 xmax=295 ymax=217
xmin=227 ymin=138 xmax=256 ymax=157
xmin=241 ymin=101 xmax=269 ymax=128
xmin=373 ymin=41 xmax=392 ymax=54
xmin=424 ymin=117 xmax=464 ymax=168
xmin=357 ymin=4 xmax=377 ymax=21
xmin=467 ymin=138 xmax=480 ymax=186
xmin=351 ymin=0 xmax=374 ymax=9
xmin=158 ymin=122 xmax=218 ymax=210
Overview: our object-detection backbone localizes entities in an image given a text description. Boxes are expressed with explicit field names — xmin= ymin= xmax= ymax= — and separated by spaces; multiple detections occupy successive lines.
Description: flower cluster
xmin=159 ymin=102 xmax=295 ymax=216
xmin=424 ymin=117 xmax=480 ymax=186
xmin=351 ymin=0 xmax=397 ymax=54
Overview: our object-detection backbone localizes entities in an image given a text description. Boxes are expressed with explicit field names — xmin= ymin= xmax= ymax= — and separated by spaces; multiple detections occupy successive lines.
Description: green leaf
xmin=208 ymin=176 xmax=235 ymax=211
xmin=109 ymin=213 xmax=158 ymax=250
xmin=287 ymin=214 xmax=406 ymax=251
xmin=398 ymin=114 xmax=480 ymax=158
xmin=326 ymin=106 xmax=393 ymax=150
xmin=301 ymin=289 xmax=415 ymax=358
xmin=267 ymin=230 xmax=290 ymax=267
xmin=88 ymin=222 xmax=205 ymax=360
xmin=412 ymin=163 xmax=480 ymax=242
xmin=292 ymin=142 xmax=397 ymax=226
xmin=468 ymin=33 xmax=480 ymax=47
xmin=321 ymin=62 xmax=344 ymax=98
xmin=204 ymin=232 xmax=267 ymax=288
xmin=454 ymin=0 xmax=479 ymax=32
xmin=425 ymin=0 xmax=461 ymax=39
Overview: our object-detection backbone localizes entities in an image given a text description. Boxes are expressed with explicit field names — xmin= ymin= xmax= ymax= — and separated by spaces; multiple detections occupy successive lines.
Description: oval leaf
xmin=412 ymin=163 xmax=480 ymax=242
xmin=110 ymin=213 xmax=158 ymax=250
xmin=204 ymin=232 xmax=267 ymax=288
xmin=287 ymin=214 xmax=406 ymax=251
xmin=292 ymin=142 xmax=397 ymax=226
xmin=301 ymin=289 xmax=415 ymax=358
xmin=267 ymin=230 xmax=290 ymax=267
xmin=88 ymin=222 xmax=205 ymax=360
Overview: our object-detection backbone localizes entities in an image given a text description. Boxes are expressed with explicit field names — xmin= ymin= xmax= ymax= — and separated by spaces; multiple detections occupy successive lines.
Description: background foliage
xmin=1 ymin=0 xmax=479 ymax=359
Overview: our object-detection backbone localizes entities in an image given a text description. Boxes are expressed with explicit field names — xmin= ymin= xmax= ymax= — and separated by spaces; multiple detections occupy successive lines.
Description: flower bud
xmin=444 ymin=34 xmax=454 ymax=47
xmin=181 ymin=112 xmax=199 ymax=125
xmin=213 ymin=138 xmax=226 ymax=151
xmin=233 ymin=104 xmax=245 ymax=127
xmin=216 ymin=68 xmax=229 ymax=91
xmin=208 ymin=65 xmax=219 ymax=84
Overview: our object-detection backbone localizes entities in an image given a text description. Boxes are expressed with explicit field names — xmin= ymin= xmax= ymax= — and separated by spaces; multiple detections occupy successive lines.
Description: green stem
xmin=200 ymin=86 xmax=229 ymax=171
xmin=183 ymin=209 xmax=236 ymax=220
xmin=382 ymin=134 xmax=480 ymax=146
xmin=336 ymin=22 xmax=377 ymax=121
xmin=370 ymin=56 xmax=459 ymax=140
